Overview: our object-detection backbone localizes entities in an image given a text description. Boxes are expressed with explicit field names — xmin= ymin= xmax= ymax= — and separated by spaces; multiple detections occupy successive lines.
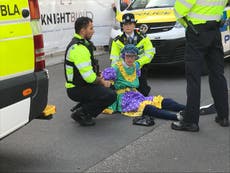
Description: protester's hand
xmin=100 ymin=78 xmax=111 ymax=88
xmin=95 ymin=76 xmax=111 ymax=87
xmin=103 ymin=80 xmax=112 ymax=88
xmin=97 ymin=71 xmax=102 ymax=77
xmin=112 ymin=3 xmax=116 ymax=9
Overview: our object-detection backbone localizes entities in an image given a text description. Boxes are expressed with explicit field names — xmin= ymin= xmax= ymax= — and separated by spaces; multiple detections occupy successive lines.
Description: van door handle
xmin=22 ymin=9 xmax=30 ymax=18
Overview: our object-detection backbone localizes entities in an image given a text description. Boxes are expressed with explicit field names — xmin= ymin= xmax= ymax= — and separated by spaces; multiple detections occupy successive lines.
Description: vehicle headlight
xmin=174 ymin=21 xmax=183 ymax=28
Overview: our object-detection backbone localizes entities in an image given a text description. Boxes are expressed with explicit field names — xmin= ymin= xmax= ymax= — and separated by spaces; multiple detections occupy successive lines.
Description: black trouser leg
xmin=184 ymin=30 xmax=204 ymax=124
xmin=206 ymin=30 xmax=229 ymax=119
xmin=67 ymin=85 xmax=117 ymax=117
xmin=184 ymin=28 xmax=229 ymax=124
xmin=137 ymin=65 xmax=151 ymax=96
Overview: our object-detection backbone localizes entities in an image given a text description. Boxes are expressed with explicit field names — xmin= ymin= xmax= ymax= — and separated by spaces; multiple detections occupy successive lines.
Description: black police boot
xmin=215 ymin=116 xmax=229 ymax=127
xmin=80 ymin=113 xmax=95 ymax=126
xmin=171 ymin=121 xmax=199 ymax=132
xmin=71 ymin=107 xmax=95 ymax=126
xmin=71 ymin=107 xmax=83 ymax=122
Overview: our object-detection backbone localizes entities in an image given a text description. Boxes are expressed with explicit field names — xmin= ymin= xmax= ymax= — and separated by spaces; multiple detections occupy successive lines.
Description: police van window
xmin=128 ymin=0 xmax=149 ymax=10
xmin=146 ymin=0 xmax=175 ymax=8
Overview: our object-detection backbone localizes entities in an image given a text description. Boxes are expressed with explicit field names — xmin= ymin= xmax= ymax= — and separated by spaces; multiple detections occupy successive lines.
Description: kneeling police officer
xmin=64 ymin=17 xmax=117 ymax=126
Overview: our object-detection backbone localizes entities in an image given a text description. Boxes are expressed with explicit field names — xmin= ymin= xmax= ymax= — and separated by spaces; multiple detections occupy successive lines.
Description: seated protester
xmin=110 ymin=13 xmax=154 ymax=96
xmin=102 ymin=44 xmax=185 ymax=121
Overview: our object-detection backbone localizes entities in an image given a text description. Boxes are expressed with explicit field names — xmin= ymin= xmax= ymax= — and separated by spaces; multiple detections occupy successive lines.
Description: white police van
xmin=111 ymin=0 xmax=230 ymax=66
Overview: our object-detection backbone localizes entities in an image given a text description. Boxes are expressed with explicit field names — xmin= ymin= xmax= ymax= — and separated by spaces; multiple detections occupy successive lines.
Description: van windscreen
xmin=128 ymin=0 xmax=175 ymax=10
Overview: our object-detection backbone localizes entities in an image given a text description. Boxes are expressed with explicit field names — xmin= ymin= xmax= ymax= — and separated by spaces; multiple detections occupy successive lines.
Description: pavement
xmin=86 ymin=115 xmax=230 ymax=172
xmin=46 ymin=50 xmax=230 ymax=173
xmin=45 ymin=51 xmax=230 ymax=173
xmin=1 ymin=51 xmax=229 ymax=173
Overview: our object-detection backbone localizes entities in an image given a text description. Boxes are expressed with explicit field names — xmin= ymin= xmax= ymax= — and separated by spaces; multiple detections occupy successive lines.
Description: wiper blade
xmin=145 ymin=5 xmax=172 ymax=9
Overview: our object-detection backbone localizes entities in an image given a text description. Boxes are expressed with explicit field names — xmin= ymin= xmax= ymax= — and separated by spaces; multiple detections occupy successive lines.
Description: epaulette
xmin=114 ymin=34 xmax=123 ymax=41
xmin=136 ymin=30 xmax=146 ymax=38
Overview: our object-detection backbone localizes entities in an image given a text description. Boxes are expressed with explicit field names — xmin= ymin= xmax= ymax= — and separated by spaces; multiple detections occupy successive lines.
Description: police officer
xmin=171 ymin=0 xmax=229 ymax=132
xmin=110 ymin=13 xmax=155 ymax=96
xmin=64 ymin=17 xmax=117 ymax=126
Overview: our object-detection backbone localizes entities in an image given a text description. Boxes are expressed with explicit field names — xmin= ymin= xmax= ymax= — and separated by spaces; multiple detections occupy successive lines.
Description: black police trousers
xmin=137 ymin=65 xmax=151 ymax=96
xmin=67 ymin=84 xmax=117 ymax=117
xmin=184 ymin=23 xmax=229 ymax=124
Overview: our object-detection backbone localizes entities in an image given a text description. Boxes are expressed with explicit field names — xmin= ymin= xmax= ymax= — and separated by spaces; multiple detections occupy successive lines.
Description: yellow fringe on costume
xmin=117 ymin=62 xmax=136 ymax=82
xmin=102 ymin=108 xmax=113 ymax=114
xmin=102 ymin=95 xmax=164 ymax=117
xmin=123 ymin=95 xmax=164 ymax=117
xmin=152 ymin=95 xmax=164 ymax=109
xmin=123 ymin=111 xmax=142 ymax=117
xmin=116 ymin=88 xmax=137 ymax=94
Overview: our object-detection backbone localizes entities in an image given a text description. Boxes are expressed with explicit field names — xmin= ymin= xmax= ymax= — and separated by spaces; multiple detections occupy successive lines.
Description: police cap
xmin=121 ymin=13 xmax=137 ymax=24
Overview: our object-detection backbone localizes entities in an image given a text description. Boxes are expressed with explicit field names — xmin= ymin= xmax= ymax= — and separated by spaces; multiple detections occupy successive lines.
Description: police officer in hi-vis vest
xmin=171 ymin=0 xmax=229 ymax=132
xmin=110 ymin=13 xmax=155 ymax=96
xmin=64 ymin=17 xmax=116 ymax=126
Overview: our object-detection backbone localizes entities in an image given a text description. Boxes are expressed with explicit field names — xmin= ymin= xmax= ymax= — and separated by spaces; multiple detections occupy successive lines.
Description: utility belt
xmin=191 ymin=21 xmax=220 ymax=32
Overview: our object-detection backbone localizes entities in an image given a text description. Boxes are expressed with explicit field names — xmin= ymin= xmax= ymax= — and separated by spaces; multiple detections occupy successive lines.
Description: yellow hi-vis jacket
xmin=174 ymin=0 xmax=228 ymax=26
xmin=110 ymin=31 xmax=155 ymax=68
xmin=65 ymin=34 xmax=97 ymax=89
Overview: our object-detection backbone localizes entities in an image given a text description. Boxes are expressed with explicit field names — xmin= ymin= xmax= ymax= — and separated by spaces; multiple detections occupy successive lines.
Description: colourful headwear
xmin=121 ymin=44 xmax=139 ymax=59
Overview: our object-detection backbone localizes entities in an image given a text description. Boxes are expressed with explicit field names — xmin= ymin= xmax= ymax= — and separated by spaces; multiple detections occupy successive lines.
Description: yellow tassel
xmin=102 ymin=108 xmax=113 ymax=114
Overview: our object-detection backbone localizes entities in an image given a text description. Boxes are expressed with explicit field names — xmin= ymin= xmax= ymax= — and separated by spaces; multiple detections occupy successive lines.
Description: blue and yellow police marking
xmin=220 ymin=8 xmax=230 ymax=32
xmin=220 ymin=8 xmax=230 ymax=46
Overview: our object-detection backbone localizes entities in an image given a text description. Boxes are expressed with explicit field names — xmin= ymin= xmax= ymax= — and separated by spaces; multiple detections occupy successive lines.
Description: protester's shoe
xmin=71 ymin=107 xmax=95 ymax=126
xmin=200 ymin=104 xmax=216 ymax=115
xmin=133 ymin=115 xmax=155 ymax=126
xmin=215 ymin=116 xmax=229 ymax=127
xmin=176 ymin=110 xmax=184 ymax=121
xmin=171 ymin=121 xmax=199 ymax=132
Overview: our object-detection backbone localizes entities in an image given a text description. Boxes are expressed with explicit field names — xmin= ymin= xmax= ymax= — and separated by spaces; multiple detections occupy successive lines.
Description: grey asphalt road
xmin=0 ymin=52 xmax=229 ymax=172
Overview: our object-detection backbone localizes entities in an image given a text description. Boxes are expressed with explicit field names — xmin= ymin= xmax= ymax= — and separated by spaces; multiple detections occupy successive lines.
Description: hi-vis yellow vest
xmin=174 ymin=0 xmax=228 ymax=25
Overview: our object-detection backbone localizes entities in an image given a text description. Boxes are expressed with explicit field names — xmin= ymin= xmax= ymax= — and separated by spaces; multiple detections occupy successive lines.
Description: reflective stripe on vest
xmin=175 ymin=0 xmax=227 ymax=24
